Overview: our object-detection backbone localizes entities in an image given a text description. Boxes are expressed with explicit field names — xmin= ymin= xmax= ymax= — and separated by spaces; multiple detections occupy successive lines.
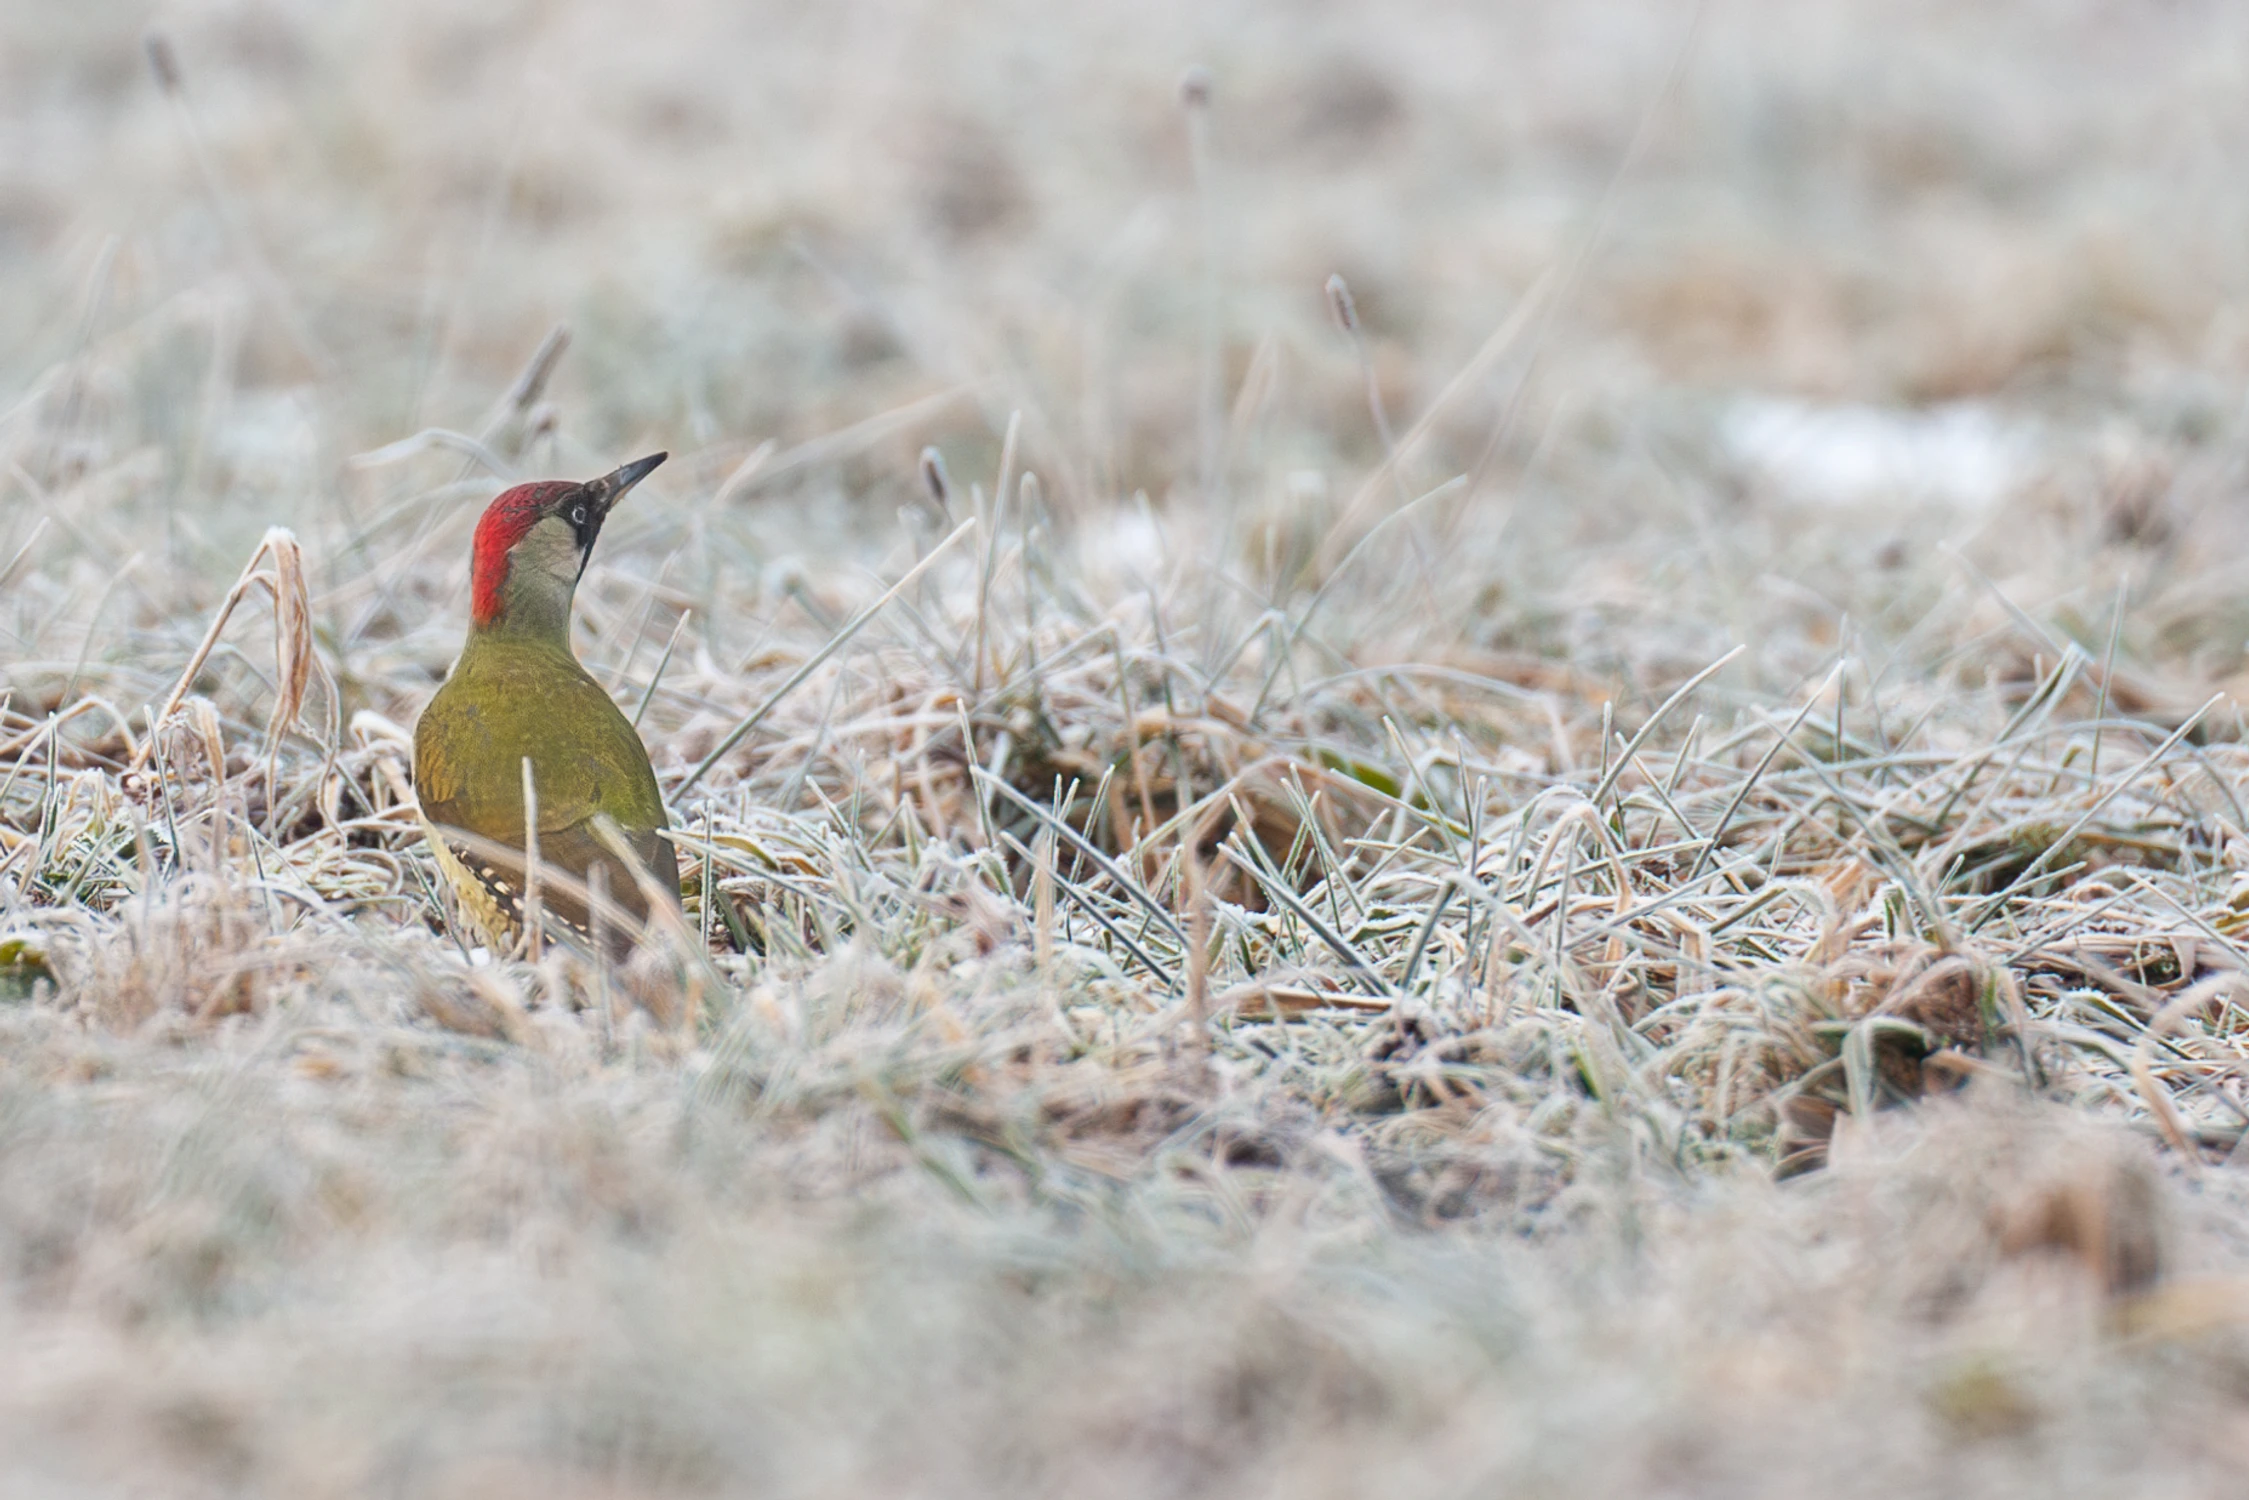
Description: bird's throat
xmin=475 ymin=563 xmax=578 ymax=645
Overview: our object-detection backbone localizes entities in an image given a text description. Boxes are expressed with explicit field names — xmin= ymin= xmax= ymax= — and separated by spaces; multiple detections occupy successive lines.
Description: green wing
xmin=414 ymin=640 xmax=678 ymax=955
xmin=415 ymin=641 xmax=668 ymax=840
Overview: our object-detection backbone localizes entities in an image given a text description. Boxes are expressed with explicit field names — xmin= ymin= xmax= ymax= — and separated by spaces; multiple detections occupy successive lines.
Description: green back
xmin=414 ymin=636 xmax=668 ymax=843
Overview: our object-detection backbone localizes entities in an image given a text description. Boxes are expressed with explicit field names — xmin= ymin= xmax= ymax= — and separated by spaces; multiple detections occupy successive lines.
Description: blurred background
xmin=9 ymin=0 xmax=2249 ymax=706
xmin=14 ymin=3 xmax=2249 ymax=1496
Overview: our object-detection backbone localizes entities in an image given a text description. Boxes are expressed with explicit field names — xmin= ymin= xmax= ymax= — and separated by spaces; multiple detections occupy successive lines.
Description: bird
xmin=414 ymin=452 xmax=680 ymax=958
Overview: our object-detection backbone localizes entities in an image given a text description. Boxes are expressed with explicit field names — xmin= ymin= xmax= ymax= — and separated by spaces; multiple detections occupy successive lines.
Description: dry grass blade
xmin=1589 ymin=645 xmax=1744 ymax=809
xmin=1964 ymin=696 xmax=2222 ymax=934
xmin=976 ymin=767 xmax=1188 ymax=950
xmin=1685 ymin=659 xmax=1847 ymax=881
xmin=129 ymin=527 xmax=323 ymax=818
xmin=520 ymin=755 xmax=544 ymax=962
xmin=680 ymin=516 xmax=979 ymax=792
xmin=11 ymin=5 xmax=2249 ymax=1493
xmin=1217 ymin=836 xmax=1394 ymax=996
xmin=346 ymin=427 xmax=518 ymax=477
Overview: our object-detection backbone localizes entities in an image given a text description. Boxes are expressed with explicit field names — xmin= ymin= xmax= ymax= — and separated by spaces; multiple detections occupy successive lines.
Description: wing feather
xmin=414 ymin=639 xmax=678 ymax=959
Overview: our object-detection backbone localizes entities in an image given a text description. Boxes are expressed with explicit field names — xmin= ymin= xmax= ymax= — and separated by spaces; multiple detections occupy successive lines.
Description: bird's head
xmin=469 ymin=452 xmax=666 ymax=634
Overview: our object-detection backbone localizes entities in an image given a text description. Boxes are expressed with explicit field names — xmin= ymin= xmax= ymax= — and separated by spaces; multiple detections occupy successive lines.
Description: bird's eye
xmin=570 ymin=504 xmax=587 ymax=526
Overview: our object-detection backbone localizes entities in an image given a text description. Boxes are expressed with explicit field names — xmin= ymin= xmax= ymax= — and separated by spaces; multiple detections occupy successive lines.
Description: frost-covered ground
xmin=10 ymin=1 xmax=2249 ymax=1494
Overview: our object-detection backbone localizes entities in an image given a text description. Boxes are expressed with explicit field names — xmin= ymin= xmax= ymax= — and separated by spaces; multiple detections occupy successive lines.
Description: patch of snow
xmin=1722 ymin=396 xmax=2033 ymax=511
xmin=1078 ymin=503 xmax=1168 ymax=583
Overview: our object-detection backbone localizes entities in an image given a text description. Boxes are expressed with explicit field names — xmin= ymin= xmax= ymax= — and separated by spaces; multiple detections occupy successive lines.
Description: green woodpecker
xmin=414 ymin=453 xmax=679 ymax=956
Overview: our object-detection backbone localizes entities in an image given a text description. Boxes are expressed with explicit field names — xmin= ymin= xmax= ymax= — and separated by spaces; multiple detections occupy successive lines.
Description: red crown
xmin=469 ymin=482 xmax=576 ymax=625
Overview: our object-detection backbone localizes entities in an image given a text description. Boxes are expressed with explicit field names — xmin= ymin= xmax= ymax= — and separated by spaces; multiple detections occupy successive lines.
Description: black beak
xmin=586 ymin=451 xmax=667 ymax=520
xmin=563 ymin=452 xmax=666 ymax=569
